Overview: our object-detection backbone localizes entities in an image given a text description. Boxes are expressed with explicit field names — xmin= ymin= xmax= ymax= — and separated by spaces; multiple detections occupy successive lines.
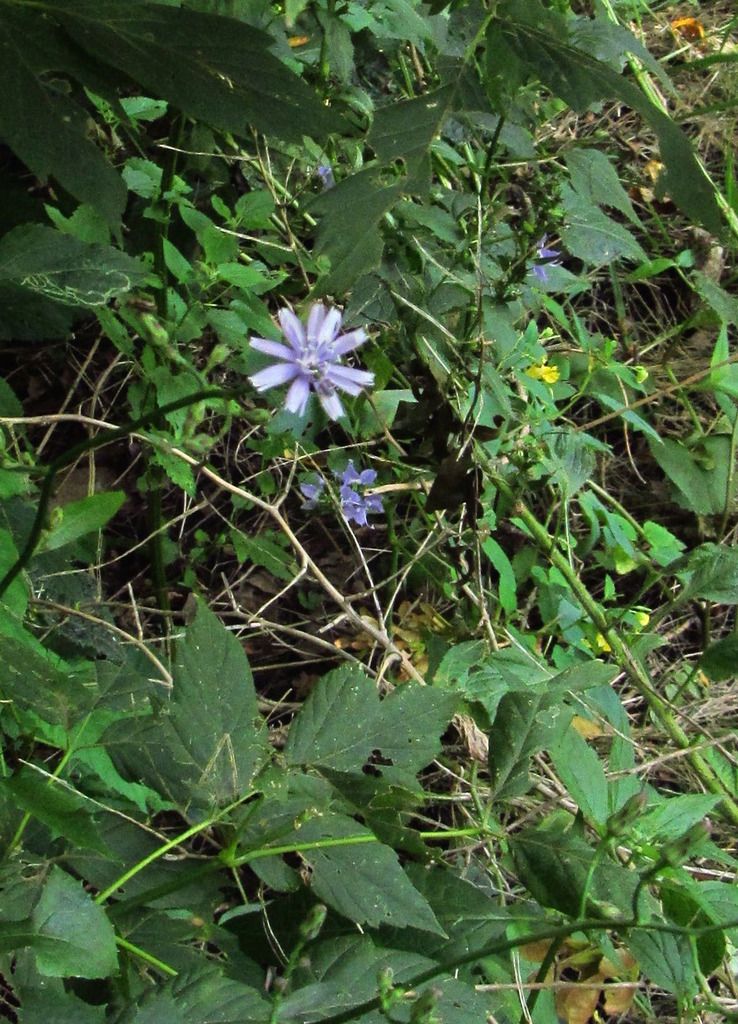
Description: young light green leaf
xmin=44 ymin=491 xmax=126 ymax=551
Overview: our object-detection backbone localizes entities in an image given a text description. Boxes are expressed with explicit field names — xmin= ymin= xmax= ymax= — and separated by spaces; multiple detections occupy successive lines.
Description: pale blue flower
xmin=337 ymin=461 xmax=383 ymax=527
xmin=298 ymin=460 xmax=383 ymax=525
xmin=532 ymin=235 xmax=561 ymax=283
xmin=299 ymin=479 xmax=325 ymax=509
xmin=315 ymin=164 xmax=336 ymax=190
xmin=249 ymin=303 xmax=374 ymax=420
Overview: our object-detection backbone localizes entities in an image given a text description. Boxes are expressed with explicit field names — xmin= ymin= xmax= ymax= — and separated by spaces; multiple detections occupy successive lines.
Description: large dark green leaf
xmin=114 ymin=965 xmax=271 ymax=1024
xmin=0 ymin=7 xmax=126 ymax=223
xmin=285 ymin=664 xmax=457 ymax=781
xmin=488 ymin=688 xmax=571 ymax=800
xmin=292 ymin=813 xmax=444 ymax=934
xmin=510 ymin=815 xmax=639 ymax=919
xmin=0 ymin=634 xmax=95 ymax=727
xmin=51 ymin=1 xmax=338 ymax=144
xmin=104 ymin=597 xmax=264 ymax=809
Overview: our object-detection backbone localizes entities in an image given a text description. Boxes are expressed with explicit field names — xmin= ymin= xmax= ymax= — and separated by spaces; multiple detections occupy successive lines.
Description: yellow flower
xmin=594 ymin=633 xmax=612 ymax=653
xmin=526 ymin=360 xmax=560 ymax=384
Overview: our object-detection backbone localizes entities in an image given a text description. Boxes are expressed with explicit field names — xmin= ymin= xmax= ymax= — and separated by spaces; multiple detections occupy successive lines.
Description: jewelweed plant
xmin=0 ymin=1 xmax=737 ymax=1022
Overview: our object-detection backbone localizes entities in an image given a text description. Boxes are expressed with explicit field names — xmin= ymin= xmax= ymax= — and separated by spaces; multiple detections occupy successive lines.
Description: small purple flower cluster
xmin=300 ymin=461 xmax=383 ymax=527
xmin=248 ymin=303 xmax=374 ymax=421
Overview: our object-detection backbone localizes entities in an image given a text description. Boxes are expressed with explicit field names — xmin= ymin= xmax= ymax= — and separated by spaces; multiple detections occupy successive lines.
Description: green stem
xmin=481 ymin=454 xmax=738 ymax=827
xmin=115 ymin=934 xmax=178 ymax=977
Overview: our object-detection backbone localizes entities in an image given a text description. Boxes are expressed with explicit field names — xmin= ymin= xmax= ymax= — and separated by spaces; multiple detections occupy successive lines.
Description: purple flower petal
xmin=307 ymin=302 xmax=329 ymax=342
xmin=318 ymin=389 xmax=345 ymax=421
xmin=250 ymin=362 xmax=300 ymax=391
xmin=357 ymin=469 xmax=377 ymax=486
xmin=285 ymin=375 xmax=311 ymax=416
xmin=278 ymin=308 xmax=306 ymax=352
xmin=324 ymin=365 xmax=375 ymax=395
xmin=317 ymin=307 xmax=343 ymax=347
xmin=250 ymin=337 xmax=296 ymax=360
xmin=332 ymin=328 xmax=369 ymax=356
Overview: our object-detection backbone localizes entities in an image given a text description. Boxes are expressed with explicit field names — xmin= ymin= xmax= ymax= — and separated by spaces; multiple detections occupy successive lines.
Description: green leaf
xmin=31 ymin=866 xmax=117 ymax=978
xmin=0 ymin=9 xmax=127 ymax=223
xmin=565 ymin=147 xmax=640 ymax=226
xmin=114 ymin=965 xmax=270 ymax=1023
xmin=44 ymin=491 xmax=126 ymax=551
xmin=169 ymin=596 xmax=264 ymax=804
xmin=635 ymin=794 xmax=721 ymax=843
xmin=549 ymin=723 xmax=609 ymax=826
xmin=627 ymin=927 xmax=697 ymax=997
xmin=700 ymin=635 xmax=738 ymax=681
xmin=681 ymin=543 xmax=738 ymax=604
xmin=510 ymin=815 xmax=639 ymax=919
xmin=0 ymin=768 xmax=108 ymax=853
xmin=231 ymin=532 xmax=297 ymax=583
xmin=0 ymin=634 xmax=94 ymax=727
xmin=285 ymin=665 xmax=457 ymax=780
xmin=488 ymin=689 xmax=572 ymax=800
xmin=15 ymin=984 xmax=106 ymax=1024
xmin=561 ymin=187 xmax=646 ymax=265
xmin=0 ymin=225 xmax=148 ymax=308
xmin=481 ymin=537 xmax=517 ymax=614
xmin=295 ymin=813 xmax=444 ymax=934
xmin=313 ymin=86 xmax=456 ymax=293
xmin=53 ymin=1 xmax=338 ymax=144
xmin=648 ymin=436 xmax=735 ymax=516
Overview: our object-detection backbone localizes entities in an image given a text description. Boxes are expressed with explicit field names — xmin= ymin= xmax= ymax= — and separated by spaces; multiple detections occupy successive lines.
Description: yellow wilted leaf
xmin=556 ymin=982 xmax=600 ymax=1024
xmin=671 ymin=16 xmax=705 ymax=41
xmin=288 ymin=34 xmax=310 ymax=46
xmin=572 ymin=715 xmax=604 ymax=739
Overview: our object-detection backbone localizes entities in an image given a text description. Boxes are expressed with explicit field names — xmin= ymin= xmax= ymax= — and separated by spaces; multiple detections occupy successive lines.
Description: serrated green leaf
xmin=565 ymin=147 xmax=640 ymax=226
xmin=285 ymin=665 xmax=456 ymax=780
xmin=681 ymin=543 xmax=738 ymax=604
xmin=295 ymin=813 xmax=444 ymax=934
xmin=493 ymin=2 xmax=721 ymax=233
xmin=549 ymin=724 xmax=609 ymax=826
xmin=31 ymin=867 xmax=117 ymax=978
xmin=114 ymin=965 xmax=270 ymax=1024
xmin=0 ymin=225 xmax=148 ymax=308
xmin=0 ymin=768 xmax=108 ymax=853
xmin=636 ymin=794 xmax=721 ymax=843
xmin=52 ymin=1 xmax=338 ymax=144
xmin=510 ymin=815 xmax=639 ymax=918
xmin=561 ymin=188 xmax=646 ymax=265
xmin=488 ymin=689 xmax=572 ymax=800
xmin=627 ymin=927 xmax=697 ymax=997
xmin=169 ymin=597 xmax=264 ymax=804
xmin=44 ymin=491 xmax=126 ymax=551
xmin=15 ymin=983 xmax=106 ymax=1024
xmin=0 ymin=634 xmax=94 ymax=727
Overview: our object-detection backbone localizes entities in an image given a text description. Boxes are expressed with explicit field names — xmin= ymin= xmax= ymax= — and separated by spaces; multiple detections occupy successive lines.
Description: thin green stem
xmin=115 ymin=934 xmax=178 ymax=977
xmin=480 ymin=453 xmax=738 ymax=826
